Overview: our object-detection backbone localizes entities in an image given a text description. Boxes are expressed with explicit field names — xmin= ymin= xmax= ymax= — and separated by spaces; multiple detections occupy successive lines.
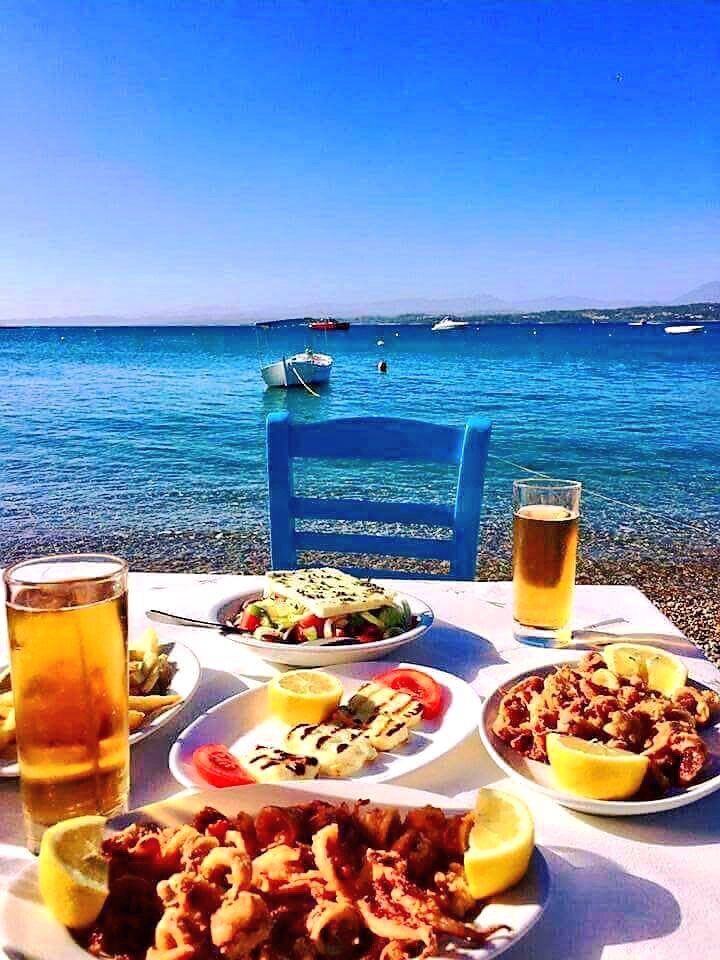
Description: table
xmin=2 ymin=575 xmax=719 ymax=960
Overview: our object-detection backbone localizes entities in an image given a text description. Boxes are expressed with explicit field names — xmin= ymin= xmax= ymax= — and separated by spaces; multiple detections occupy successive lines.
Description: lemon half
xmin=268 ymin=669 xmax=343 ymax=725
xmin=463 ymin=789 xmax=534 ymax=899
xmin=547 ymin=733 xmax=648 ymax=800
xmin=38 ymin=816 xmax=109 ymax=929
xmin=602 ymin=643 xmax=687 ymax=697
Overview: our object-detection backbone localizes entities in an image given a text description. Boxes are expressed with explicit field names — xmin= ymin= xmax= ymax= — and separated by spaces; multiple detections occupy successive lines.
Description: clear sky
xmin=1 ymin=0 xmax=718 ymax=319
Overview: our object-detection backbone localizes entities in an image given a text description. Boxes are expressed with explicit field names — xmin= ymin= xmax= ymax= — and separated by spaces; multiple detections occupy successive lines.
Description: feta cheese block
xmin=284 ymin=721 xmax=377 ymax=777
xmin=265 ymin=567 xmax=393 ymax=619
xmin=346 ymin=681 xmax=424 ymax=728
xmin=242 ymin=745 xmax=319 ymax=783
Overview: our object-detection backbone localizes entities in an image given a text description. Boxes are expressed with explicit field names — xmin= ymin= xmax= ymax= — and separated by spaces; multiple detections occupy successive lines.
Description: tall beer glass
xmin=512 ymin=479 xmax=581 ymax=646
xmin=4 ymin=554 xmax=129 ymax=851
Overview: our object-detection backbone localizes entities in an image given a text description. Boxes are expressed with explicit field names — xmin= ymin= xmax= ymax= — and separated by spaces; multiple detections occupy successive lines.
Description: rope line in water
xmin=487 ymin=453 xmax=714 ymax=537
xmin=289 ymin=362 xmax=320 ymax=398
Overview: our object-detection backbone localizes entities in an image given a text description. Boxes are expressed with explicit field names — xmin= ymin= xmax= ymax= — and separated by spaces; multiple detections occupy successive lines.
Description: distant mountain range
xmin=2 ymin=282 xmax=718 ymax=325
xmin=672 ymin=281 xmax=720 ymax=305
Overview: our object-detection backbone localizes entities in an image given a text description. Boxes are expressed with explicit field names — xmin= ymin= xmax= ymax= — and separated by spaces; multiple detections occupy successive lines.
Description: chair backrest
xmin=266 ymin=412 xmax=492 ymax=580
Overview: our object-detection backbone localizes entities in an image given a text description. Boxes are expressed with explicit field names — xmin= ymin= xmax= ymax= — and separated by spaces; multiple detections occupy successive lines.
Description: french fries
xmin=128 ymin=693 xmax=181 ymax=713
xmin=0 ymin=709 xmax=15 ymax=752
xmin=0 ymin=626 xmax=182 ymax=763
xmin=128 ymin=709 xmax=146 ymax=732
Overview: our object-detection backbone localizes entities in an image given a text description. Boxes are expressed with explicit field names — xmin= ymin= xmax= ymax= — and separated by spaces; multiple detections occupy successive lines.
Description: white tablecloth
xmin=1 ymin=574 xmax=719 ymax=959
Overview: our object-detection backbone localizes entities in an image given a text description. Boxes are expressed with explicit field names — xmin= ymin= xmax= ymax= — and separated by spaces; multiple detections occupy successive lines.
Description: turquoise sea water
xmin=1 ymin=322 xmax=719 ymax=565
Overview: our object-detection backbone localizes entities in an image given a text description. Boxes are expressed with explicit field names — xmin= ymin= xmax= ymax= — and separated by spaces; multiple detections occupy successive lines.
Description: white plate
xmin=479 ymin=659 xmax=720 ymax=816
xmin=0 ymin=781 xmax=551 ymax=960
xmin=211 ymin=585 xmax=434 ymax=666
xmin=0 ymin=641 xmax=200 ymax=779
xmin=170 ymin=660 xmax=478 ymax=788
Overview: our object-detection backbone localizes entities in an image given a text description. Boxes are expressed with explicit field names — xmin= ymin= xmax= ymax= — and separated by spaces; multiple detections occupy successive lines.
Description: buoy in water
xmin=377 ymin=359 xmax=388 ymax=373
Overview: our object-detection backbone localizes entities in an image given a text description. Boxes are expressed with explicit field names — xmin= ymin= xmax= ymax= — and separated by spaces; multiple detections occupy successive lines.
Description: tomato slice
xmin=299 ymin=613 xmax=325 ymax=632
xmin=373 ymin=668 xmax=445 ymax=720
xmin=192 ymin=744 xmax=255 ymax=788
xmin=237 ymin=610 xmax=261 ymax=632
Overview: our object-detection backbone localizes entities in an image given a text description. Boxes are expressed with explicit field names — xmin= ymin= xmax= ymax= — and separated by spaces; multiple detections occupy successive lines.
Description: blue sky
xmin=1 ymin=0 xmax=718 ymax=318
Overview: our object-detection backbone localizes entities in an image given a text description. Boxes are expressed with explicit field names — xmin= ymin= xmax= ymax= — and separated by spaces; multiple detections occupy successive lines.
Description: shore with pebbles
xmin=5 ymin=515 xmax=718 ymax=666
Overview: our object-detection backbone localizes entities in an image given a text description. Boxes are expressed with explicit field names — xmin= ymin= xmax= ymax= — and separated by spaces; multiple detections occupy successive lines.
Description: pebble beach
xmin=6 ymin=517 xmax=717 ymax=667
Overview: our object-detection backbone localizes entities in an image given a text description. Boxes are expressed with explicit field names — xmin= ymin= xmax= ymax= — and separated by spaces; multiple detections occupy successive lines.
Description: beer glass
xmin=4 ymin=554 xmax=129 ymax=851
xmin=512 ymin=479 xmax=581 ymax=646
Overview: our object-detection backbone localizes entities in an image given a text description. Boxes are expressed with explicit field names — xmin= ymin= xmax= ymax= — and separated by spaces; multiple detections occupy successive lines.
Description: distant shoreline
xmin=1 ymin=300 xmax=719 ymax=328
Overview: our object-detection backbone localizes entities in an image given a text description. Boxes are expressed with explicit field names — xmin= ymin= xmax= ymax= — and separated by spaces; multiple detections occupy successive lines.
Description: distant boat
xmin=308 ymin=318 xmax=350 ymax=331
xmin=628 ymin=319 xmax=646 ymax=326
xmin=664 ymin=324 xmax=704 ymax=335
xmin=261 ymin=350 xmax=333 ymax=388
xmin=432 ymin=316 xmax=469 ymax=332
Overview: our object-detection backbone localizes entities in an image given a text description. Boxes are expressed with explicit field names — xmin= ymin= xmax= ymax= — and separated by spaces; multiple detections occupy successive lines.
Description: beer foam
xmin=516 ymin=504 xmax=574 ymax=521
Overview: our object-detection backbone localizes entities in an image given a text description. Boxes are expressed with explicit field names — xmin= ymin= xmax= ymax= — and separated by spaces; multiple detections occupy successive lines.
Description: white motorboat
xmin=261 ymin=350 xmax=333 ymax=388
xmin=664 ymin=324 xmax=704 ymax=335
xmin=628 ymin=319 xmax=646 ymax=326
xmin=432 ymin=316 xmax=469 ymax=332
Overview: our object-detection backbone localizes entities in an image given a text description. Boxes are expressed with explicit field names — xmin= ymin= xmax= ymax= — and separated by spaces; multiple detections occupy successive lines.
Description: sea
xmin=1 ymin=322 xmax=719 ymax=570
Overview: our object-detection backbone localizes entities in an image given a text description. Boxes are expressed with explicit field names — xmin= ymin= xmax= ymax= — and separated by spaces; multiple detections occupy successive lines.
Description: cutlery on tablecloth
xmin=569 ymin=629 xmax=697 ymax=654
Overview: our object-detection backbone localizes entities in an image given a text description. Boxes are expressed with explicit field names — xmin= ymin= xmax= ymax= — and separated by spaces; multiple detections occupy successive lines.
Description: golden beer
xmin=5 ymin=556 xmax=129 ymax=850
xmin=513 ymin=504 xmax=579 ymax=628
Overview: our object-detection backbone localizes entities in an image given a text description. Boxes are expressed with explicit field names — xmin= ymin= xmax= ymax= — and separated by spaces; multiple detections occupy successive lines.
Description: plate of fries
xmin=0 ymin=627 xmax=200 ymax=778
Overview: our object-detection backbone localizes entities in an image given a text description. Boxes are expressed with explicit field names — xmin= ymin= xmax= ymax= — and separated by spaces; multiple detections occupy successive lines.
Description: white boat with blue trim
xmin=260 ymin=349 xmax=333 ymax=388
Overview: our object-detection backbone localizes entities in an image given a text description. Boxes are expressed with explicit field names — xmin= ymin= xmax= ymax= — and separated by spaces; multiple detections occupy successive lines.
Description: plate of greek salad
xmin=211 ymin=567 xmax=434 ymax=665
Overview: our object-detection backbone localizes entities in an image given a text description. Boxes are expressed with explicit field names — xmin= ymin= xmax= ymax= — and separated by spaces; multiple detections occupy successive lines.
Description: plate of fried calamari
xmin=0 ymin=781 xmax=550 ymax=960
xmin=0 ymin=628 xmax=200 ymax=778
xmin=480 ymin=650 xmax=720 ymax=815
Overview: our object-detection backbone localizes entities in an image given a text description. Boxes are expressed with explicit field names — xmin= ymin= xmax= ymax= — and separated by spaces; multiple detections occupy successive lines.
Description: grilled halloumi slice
xmin=363 ymin=712 xmax=410 ymax=751
xmin=346 ymin=681 xmax=424 ymax=728
xmin=265 ymin=568 xmax=393 ymax=619
xmin=284 ymin=722 xmax=377 ymax=777
xmin=242 ymin=745 xmax=319 ymax=783
xmin=331 ymin=706 xmax=410 ymax=751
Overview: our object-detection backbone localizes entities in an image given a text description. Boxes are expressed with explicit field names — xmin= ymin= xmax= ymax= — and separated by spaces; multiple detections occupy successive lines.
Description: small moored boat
xmin=261 ymin=349 xmax=333 ymax=388
xmin=256 ymin=320 xmax=333 ymax=391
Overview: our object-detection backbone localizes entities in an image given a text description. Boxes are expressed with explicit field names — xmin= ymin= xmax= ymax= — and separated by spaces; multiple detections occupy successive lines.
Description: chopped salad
xmin=230 ymin=593 xmax=417 ymax=645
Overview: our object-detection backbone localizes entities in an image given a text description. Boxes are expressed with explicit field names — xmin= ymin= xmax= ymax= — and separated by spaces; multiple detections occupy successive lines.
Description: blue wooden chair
xmin=266 ymin=412 xmax=492 ymax=580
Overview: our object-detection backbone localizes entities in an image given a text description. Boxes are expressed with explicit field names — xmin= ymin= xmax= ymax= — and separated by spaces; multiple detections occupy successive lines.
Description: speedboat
xmin=628 ymin=319 xmax=646 ymax=326
xmin=432 ymin=316 xmax=469 ymax=332
xmin=261 ymin=350 xmax=333 ymax=388
xmin=664 ymin=325 xmax=704 ymax=335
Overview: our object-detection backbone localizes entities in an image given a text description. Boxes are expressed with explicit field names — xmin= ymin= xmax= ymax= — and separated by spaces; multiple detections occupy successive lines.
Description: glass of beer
xmin=512 ymin=479 xmax=581 ymax=646
xmin=4 ymin=554 xmax=129 ymax=851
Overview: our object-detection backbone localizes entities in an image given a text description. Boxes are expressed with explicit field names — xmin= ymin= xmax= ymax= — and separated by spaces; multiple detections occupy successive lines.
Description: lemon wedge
xmin=268 ymin=670 xmax=343 ymax=725
xmin=463 ymin=789 xmax=534 ymax=899
xmin=602 ymin=643 xmax=687 ymax=697
xmin=547 ymin=733 xmax=648 ymax=799
xmin=38 ymin=816 xmax=109 ymax=929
